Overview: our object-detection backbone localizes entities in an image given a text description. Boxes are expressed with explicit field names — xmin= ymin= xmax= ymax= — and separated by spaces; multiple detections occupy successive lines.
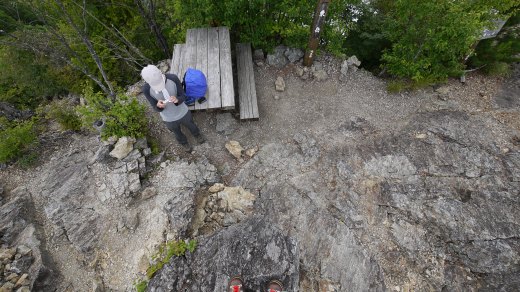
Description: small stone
xmin=6 ymin=273 xmax=19 ymax=283
xmin=1 ymin=282 xmax=15 ymax=291
xmin=501 ymin=148 xmax=510 ymax=153
xmin=225 ymin=141 xmax=244 ymax=160
xmin=435 ymin=86 xmax=450 ymax=95
xmin=14 ymin=274 xmax=29 ymax=288
xmin=275 ymin=76 xmax=286 ymax=92
xmin=16 ymin=287 xmax=30 ymax=292
xmin=294 ymin=66 xmax=304 ymax=77
xmin=244 ymin=147 xmax=258 ymax=157
xmin=313 ymin=69 xmax=328 ymax=81
xmin=415 ymin=133 xmax=427 ymax=139
xmin=0 ymin=248 xmax=16 ymax=261
xmin=209 ymin=183 xmax=225 ymax=193
xmin=393 ymin=286 xmax=400 ymax=291
xmin=143 ymin=148 xmax=152 ymax=156
xmin=274 ymin=95 xmax=280 ymax=100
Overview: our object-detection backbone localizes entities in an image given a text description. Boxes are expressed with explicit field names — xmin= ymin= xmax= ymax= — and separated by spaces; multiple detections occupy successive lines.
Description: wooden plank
xmin=236 ymin=43 xmax=250 ymax=119
xmin=218 ymin=27 xmax=235 ymax=109
xmin=170 ymin=44 xmax=184 ymax=75
xmin=236 ymin=43 xmax=259 ymax=119
xmin=247 ymin=45 xmax=259 ymax=118
xmin=185 ymin=29 xmax=198 ymax=110
xmin=207 ymin=27 xmax=221 ymax=109
xmin=195 ymin=28 xmax=208 ymax=110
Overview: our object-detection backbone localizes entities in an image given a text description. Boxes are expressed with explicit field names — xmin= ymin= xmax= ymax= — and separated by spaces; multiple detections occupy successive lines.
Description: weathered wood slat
xmin=185 ymin=29 xmax=198 ymax=110
xmin=218 ymin=27 xmax=235 ymax=109
xmin=207 ymin=27 xmax=221 ymax=109
xmin=170 ymin=44 xmax=184 ymax=75
xmin=195 ymin=28 xmax=208 ymax=110
xmin=236 ymin=43 xmax=259 ymax=120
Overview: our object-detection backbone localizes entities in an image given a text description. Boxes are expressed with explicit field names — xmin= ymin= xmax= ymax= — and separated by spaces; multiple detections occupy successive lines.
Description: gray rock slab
xmin=147 ymin=216 xmax=299 ymax=291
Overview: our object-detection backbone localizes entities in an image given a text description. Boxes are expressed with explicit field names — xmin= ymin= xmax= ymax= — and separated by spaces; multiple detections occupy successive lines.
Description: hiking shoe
xmin=228 ymin=276 xmax=244 ymax=292
xmin=267 ymin=279 xmax=283 ymax=292
xmin=195 ymin=134 xmax=206 ymax=144
xmin=180 ymin=143 xmax=192 ymax=153
xmin=197 ymin=97 xmax=207 ymax=104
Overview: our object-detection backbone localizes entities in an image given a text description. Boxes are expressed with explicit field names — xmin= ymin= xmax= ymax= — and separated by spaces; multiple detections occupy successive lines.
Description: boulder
xmin=266 ymin=46 xmax=289 ymax=68
xmin=147 ymin=217 xmax=300 ymax=291
xmin=109 ymin=137 xmax=136 ymax=160
xmin=284 ymin=47 xmax=304 ymax=63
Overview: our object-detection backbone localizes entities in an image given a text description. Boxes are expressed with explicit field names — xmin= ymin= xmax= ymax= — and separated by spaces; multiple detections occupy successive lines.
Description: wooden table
xmin=170 ymin=27 xmax=235 ymax=111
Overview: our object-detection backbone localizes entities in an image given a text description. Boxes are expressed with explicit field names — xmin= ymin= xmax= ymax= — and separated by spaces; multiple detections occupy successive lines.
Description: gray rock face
xmin=0 ymin=102 xmax=33 ymax=121
xmin=226 ymin=110 xmax=520 ymax=291
xmin=0 ymin=189 xmax=54 ymax=290
xmin=147 ymin=217 xmax=299 ymax=291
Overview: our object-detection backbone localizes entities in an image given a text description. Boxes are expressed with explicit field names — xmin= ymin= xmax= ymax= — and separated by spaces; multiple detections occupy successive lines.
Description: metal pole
xmin=303 ymin=0 xmax=330 ymax=67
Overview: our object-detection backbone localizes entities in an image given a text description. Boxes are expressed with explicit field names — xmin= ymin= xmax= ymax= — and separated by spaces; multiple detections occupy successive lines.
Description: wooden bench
xmin=236 ymin=43 xmax=259 ymax=120
xmin=170 ymin=27 xmax=235 ymax=111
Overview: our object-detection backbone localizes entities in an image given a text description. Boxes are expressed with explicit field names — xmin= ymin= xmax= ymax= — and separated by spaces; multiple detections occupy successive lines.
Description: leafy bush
xmin=0 ymin=46 xmax=79 ymax=110
xmin=77 ymin=85 xmax=148 ymax=140
xmin=469 ymin=14 xmax=520 ymax=77
xmin=379 ymin=0 xmax=518 ymax=84
xmin=42 ymin=99 xmax=82 ymax=131
xmin=0 ymin=119 xmax=38 ymax=163
xmin=134 ymin=280 xmax=148 ymax=292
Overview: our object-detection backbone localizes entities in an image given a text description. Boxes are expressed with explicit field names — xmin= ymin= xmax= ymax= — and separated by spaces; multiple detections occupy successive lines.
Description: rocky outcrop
xmin=147 ymin=216 xmax=299 ymax=291
xmin=0 ymin=189 xmax=54 ymax=291
xmin=228 ymin=110 xmax=520 ymax=291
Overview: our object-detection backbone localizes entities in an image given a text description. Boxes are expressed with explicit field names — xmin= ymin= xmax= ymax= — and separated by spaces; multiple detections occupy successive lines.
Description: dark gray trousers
xmin=163 ymin=111 xmax=200 ymax=145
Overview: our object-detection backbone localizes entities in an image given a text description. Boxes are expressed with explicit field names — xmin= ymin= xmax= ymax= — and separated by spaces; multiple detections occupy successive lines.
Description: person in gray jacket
xmin=141 ymin=65 xmax=205 ymax=152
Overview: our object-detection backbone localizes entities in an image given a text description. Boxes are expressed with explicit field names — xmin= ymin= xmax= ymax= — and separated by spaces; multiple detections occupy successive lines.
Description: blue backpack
xmin=182 ymin=68 xmax=207 ymax=106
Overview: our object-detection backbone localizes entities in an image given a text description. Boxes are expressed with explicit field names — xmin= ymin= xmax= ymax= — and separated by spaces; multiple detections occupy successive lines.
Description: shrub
xmin=134 ymin=280 xmax=148 ymax=292
xmin=485 ymin=62 xmax=512 ymax=77
xmin=0 ymin=119 xmax=38 ymax=163
xmin=43 ymin=99 xmax=82 ymax=131
xmin=77 ymin=85 xmax=148 ymax=140
xmin=469 ymin=14 xmax=520 ymax=76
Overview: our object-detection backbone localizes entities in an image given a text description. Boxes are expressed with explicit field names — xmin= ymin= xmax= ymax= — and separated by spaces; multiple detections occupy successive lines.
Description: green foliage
xmin=0 ymin=45 xmax=76 ymax=109
xmin=0 ymin=118 xmax=38 ymax=163
xmin=77 ymin=85 xmax=148 ymax=139
xmin=146 ymin=135 xmax=161 ymax=156
xmin=336 ymin=1 xmax=391 ymax=71
xmin=43 ymin=99 xmax=82 ymax=131
xmin=469 ymin=14 xmax=520 ymax=76
xmin=134 ymin=280 xmax=148 ymax=292
xmin=485 ymin=62 xmax=513 ymax=77
xmin=380 ymin=0 xmax=519 ymax=83
xmin=17 ymin=152 xmax=39 ymax=169
xmin=146 ymin=239 xmax=197 ymax=279
xmin=171 ymin=0 xmax=311 ymax=50
xmin=386 ymin=77 xmax=438 ymax=93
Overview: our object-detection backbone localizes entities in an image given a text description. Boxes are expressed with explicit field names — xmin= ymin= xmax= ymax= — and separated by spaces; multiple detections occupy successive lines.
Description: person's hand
xmin=157 ymin=100 xmax=166 ymax=108
xmin=170 ymin=95 xmax=179 ymax=104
